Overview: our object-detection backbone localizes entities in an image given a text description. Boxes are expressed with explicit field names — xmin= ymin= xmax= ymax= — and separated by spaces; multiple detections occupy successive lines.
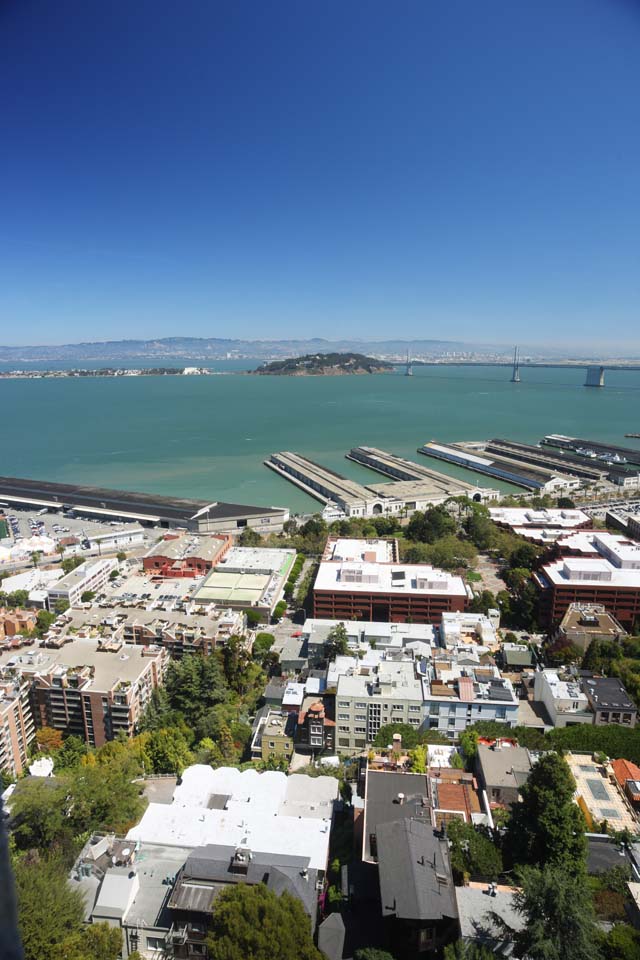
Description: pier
xmin=418 ymin=442 xmax=581 ymax=494
xmin=265 ymin=448 xmax=497 ymax=518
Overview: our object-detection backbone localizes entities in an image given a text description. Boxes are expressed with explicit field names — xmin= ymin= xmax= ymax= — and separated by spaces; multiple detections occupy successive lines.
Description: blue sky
xmin=1 ymin=0 xmax=639 ymax=349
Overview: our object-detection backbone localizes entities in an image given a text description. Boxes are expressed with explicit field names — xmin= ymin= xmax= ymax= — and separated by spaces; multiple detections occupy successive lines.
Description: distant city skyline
xmin=1 ymin=1 xmax=639 ymax=350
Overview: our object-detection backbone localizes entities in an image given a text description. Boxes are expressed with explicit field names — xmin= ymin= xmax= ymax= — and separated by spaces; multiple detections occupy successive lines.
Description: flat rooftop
xmin=363 ymin=769 xmax=430 ymax=861
xmin=193 ymin=569 xmax=272 ymax=606
xmin=489 ymin=507 xmax=591 ymax=528
xmin=0 ymin=637 xmax=161 ymax=691
xmin=145 ymin=534 xmax=229 ymax=563
xmin=323 ymin=537 xmax=397 ymax=564
xmin=218 ymin=546 xmax=295 ymax=576
xmin=567 ymin=754 xmax=639 ymax=834
xmin=314 ymin=560 xmax=468 ymax=598
xmin=0 ymin=475 xmax=283 ymax=523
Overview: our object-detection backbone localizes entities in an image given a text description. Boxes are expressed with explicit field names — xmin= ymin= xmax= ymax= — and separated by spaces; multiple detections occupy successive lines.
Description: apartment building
xmin=0 ymin=607 xmax=38 ymax=639
xmin=303 ymin=617 xmax=436 ymax=665
xmin=335 ymin=659 xmax=425 ymax=753
xmin=532 ymin=669 xmax=592 ymax=727
xmin=556 ymin=603 xmax=628 ymax=654
xmin=0 ymin=638 xmax=168 ymax=747
xmin=313 ymin=537 xmax=469 ymax=622
xmin=423 ymin=658 xmax=519 ymax=738
xmin=582 ymin=676 xmax=638 ymax=728
xmin=0 ymin=675 xmax=35 ymax=777
xmin=47 ymin=557 xmax=118 ymax=608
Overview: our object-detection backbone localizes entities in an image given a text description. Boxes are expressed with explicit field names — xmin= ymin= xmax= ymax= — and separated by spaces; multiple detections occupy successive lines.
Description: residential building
xmin=455 ymin=884 xmax=525 ymax=956
xmin=127 ymin=766 xmax=338 ymax=874
xmin=500 ymin=643 xmax=534 ymax=671
xmin=534 ymin=532 xmax=640 ymax=629
xmin=0 ymin=675 xmax=35 ymax=777
xmin=313 ymin=537 xmax=469 ymax=622
xmin=423 ymin=659 xmax=519 ymax=738
xmin=377 ymin=818 xmax=458 ymax=957
xmin=250 ymin=709 xmax=296 ymax=762
xmin=611 ymin=759 xmax=640 ymax=809
xmin=295 ymin=698 xmax=335 ymax=755
xmin=532 ymin=669 xmax=592 ymax=727
xmin=475 ymin=742 xmax=533 ymax=806
xmin=143 ymin=533 xmax=231 ymax=577
xmin=335 ymin=659 xmax=425 ymax=753
xmin=439 ymin=612 xmax=499 ymax=651
xmin=0 ymin=637 xmax=168 ymax=747
xmin=47 ymin=557 xmax=118 ymax=608
xmin=581 ymin=675 xmax=638 ymax=728
xmin=556 ymin=603 xmax=628 ymax=654
xmin=566 ymin=753 xmax=639 ymax=834
xmin=303 ymin=617 xmax=436 ymax=665
xmin=0 ymin=607 xmax=37 ymax=638
xmin=489 ymin=506 xmax=591 ymax=543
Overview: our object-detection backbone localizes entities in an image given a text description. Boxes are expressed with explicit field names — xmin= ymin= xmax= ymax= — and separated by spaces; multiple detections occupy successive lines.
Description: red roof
xmin=611 ymin=758 xmax=640 ymax=787
xmin=458 ymin=677 xmax=475 ymax=703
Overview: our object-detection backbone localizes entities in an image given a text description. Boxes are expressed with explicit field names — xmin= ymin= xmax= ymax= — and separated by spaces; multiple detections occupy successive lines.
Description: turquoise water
xmin=2 ymin=365 xmax=640 ymax=514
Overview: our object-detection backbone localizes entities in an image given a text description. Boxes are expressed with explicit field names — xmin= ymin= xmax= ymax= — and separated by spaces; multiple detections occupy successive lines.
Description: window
xmin=338 ymin=725 xmax=350 ymax=733
xmin=355 ymin=701 xmax=367 ymax=708
xmin=409 ymin=705 xmax=421 ymax=712
xmin=268 ymin=741 xmax=275 ymax=748
xmin=392 ymin=703 xmax=403 ymax=710
xmin=146 ymin=937 xmax=166 ymax=950
xmin=495 ymin=707 xmax=506 ymax=720
xmin=338 ymin=737 xmax=350 ymax=747
xmin=355 ymin=714 xmax=366 ymax=721
xmin=338 ymin=713 xmax=349 ymax=721
xmin=354 ymin=726 xmax=366 ymax=734
xmin=338 ymin=700 xmax=349 ymax=708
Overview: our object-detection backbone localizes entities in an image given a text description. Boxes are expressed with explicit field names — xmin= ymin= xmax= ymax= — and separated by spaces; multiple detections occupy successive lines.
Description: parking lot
xmin=0 ymin=504 xmax=152 ymax=547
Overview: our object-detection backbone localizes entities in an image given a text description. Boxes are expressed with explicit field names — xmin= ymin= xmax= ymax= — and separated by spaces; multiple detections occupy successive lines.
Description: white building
xmin=303 ymin=616 xmax=436 ymax=664
xmin=126 ymin=765 xmax=338 ymax=872
xmin=532 ymin=669 xmax=592 ymax=727
xmin=87 ymin=525 xmax=145 ymax=552
xmin=47 ymin=557 xmax=118 ymax=608
xmin=423 ymin=658 xmax=519 ymax=738
xmin=440 ymin=612 xmax=500 ymax=651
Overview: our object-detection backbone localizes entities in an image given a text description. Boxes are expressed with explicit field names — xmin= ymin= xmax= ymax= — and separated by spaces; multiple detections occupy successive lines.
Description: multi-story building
xmin=534 ymin=531 xmax=640 ymax=629
xmin=142 ymin=533 xmax=231 ymax=577
xmin=581 ymin=676 xmax=638 ymax=728
xmin=250 ymin=709 xmax=296 ymax=762
xmin=532 ymin=669 xmax=592 ymax=727
xmin=47 ymin=557 xmax=118 ymax=608
xmin=0 ymin=607 xmax=37 ymax=639
xmin=423 ymin=658 xmax=519 ymax=738
xmin=303 ymin=617 xmax=436 ymax=665
xmin=475 ymin=741 xmax=533 ymax=807
xmin=489 ymin=506 xmax=591 ymax=544
xmin=295 ymin=698 xmax=335 ymax=755
xmin=0 ymin=675 xmax=35 ymax=777
xmin=313 ymin=538 xmax=469 ymax=622
xmin=0 ymin=637 xmax=168 ymax=747
xmin=556 ymin=603 xmax=628 ymax=654
xmin=335 ymin=659 xmax=425 ymax=753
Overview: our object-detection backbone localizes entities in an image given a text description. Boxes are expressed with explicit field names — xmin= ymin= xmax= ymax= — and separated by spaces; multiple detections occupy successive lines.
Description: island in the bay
xmin=253 ymin=351 xmax=395 ymax=376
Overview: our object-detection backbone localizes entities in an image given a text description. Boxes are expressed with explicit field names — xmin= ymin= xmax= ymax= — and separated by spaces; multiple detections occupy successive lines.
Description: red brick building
xmin=313 ymin=537 xmax=469 ymax=623
xmin=143 ymin=533 xmax=231 ymax=578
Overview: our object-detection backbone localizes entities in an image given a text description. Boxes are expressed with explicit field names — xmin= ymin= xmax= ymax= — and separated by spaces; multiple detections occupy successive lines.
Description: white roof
xmin=126 ymin=765 xmax=336 ymax=871
xmin=325 ymin=538 xmax=395 ymax=563
xmin=314 ymin=560 xmax=467 ymax=597
xmin=489 ymin=507 xmax=590 ymax=528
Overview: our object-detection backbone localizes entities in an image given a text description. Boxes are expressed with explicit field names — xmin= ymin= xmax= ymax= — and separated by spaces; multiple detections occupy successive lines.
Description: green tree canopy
xmin=406 ymin=505 xmax=456 ymax=543
xmin=508 ymin=752 xmax=586 ymax=876
xmin=447 ymin=820 xmax=502 ymax=880
xmin=325 ymin=622 xmax=349 ymax=660
xmin=509 ymin=865 xmax=602 ymax=960
xmin=15 ymin=854 xmax=85 ymax=960
xmin=206 ymin=883 xmax=323 ymax=960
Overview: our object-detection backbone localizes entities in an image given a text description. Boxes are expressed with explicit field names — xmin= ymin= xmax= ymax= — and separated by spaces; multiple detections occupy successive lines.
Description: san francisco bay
xmin=3 ymin=364 xmax=640 ymax=514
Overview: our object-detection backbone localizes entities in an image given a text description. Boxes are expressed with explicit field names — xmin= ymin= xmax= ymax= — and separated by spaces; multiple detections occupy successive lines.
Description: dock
xmin=265 ymin=448 xmax=498 ymax=518
xmin=418 ymin=442 xmax=581 ymax=494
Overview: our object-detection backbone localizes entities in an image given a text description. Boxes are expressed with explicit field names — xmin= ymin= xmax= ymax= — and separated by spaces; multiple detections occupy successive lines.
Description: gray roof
xmin=168 ymin=844 xmax=318 ymax=926
xmin=318 ymin=912 xmax=345 ymax=960
xmin=455 ymin=885 xmax=524 ymax=949
xmin=376 ymin=819 xmax=457 ymax=922
xmin=364 ymin=770 xmax=430 ymax=861
xmin=502 ymin=646 xmax=534 ymax=667
xmin=582 ymin=676 xmax=637 ymax=712
xmin=476 ymin=744 xmax=532 ymax=791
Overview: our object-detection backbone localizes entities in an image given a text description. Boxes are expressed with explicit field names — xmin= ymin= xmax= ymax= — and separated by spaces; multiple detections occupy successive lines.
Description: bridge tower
xmin=585 ymin=366 xmax=605 ymax=387
xmin=510 ymin=346 xmax=520 ymax=383
xmin=405 ymin=350 xmax=413 ymax=377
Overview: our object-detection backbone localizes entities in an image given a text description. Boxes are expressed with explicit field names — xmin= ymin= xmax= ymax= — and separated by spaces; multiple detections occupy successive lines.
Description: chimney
xmin=396 ymin=792 xmax=405 ymax=805
xmin=392 ymin=733 xmax=402 ymax=757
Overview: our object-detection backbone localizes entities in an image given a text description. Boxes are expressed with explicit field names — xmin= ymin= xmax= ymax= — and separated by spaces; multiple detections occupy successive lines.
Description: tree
xmin=253 ymin=632 xmax=275 ymax=662
xmin=460 ymin=729 xmax=479 ymax=760
xmin=508 ymin=865 xmax=603 ymax=960
xmin=61 ymin=556 xmax=84 ymax=575
xmin=30 ymin=550 xmax=42 ymax=568
xmin=55 ymin=734 xmax=89 ymax=770
xmin=409 ymin=744 xmax=428 ymax=773
xmin=444 ymin=943 xmax=499 ymax=960
xmin=557 ymin=497 xmax=576 ymax=509
xmin=54 ymin=597 xmax=70 ymax=614
xmin=508 ymin=752 xmax=587 ymax=876
xmin=10 ymin=779 xmax=72 ymax=852
xmin=35 ymin=609 xmax=56 ymax=636
xmin=406 ymin=505 xmax=456 ymax=544
xmin=15 ymin=854 xmax=85 ymax=960
xmin=373 ymin=723 xmax=423 ymax=749
xmin=447 ymin=820 xmax=502 ymax=880
xmin=238 ymin=527 xmax=262 ymax=546
xmin=272 ymin=600 xmax=287 ymax=621
xmin=80 ymin=590 xmax=95 ymax=603
xmin=245 ymin=608 xmax=262 ymax=628
xmin=603 ymin=924 xmax=640 ymax=960
xmin=116 ymin=551 xmax=127 ymax=562
xmin=36 ymin=725 xmax=63 ymax=753
xmin=325 ymin=622 xmax=349 ymax=660
xmin=206 ymin=883 xmax=324 ymax=960
xmin=355 ymin=950 xmax=398 ymax=960
xmin=468 ymin=590 xmax=497 ymax=615
xmin=62 ymin=922 xmax=123 ymax=960
xmin=145 ymin=727 xmax=193 ymax=775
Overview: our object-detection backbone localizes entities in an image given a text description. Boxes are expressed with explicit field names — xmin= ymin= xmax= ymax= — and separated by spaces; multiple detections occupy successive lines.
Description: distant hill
xmin=254 ymin=352 xmax=395 ymax=376
xmin=0 ymin=336 xmax=464 ymax=363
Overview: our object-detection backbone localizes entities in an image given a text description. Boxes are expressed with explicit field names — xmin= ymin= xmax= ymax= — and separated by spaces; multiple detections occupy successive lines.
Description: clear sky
xmin=1 ymin=0 xmax=639 ymax=350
